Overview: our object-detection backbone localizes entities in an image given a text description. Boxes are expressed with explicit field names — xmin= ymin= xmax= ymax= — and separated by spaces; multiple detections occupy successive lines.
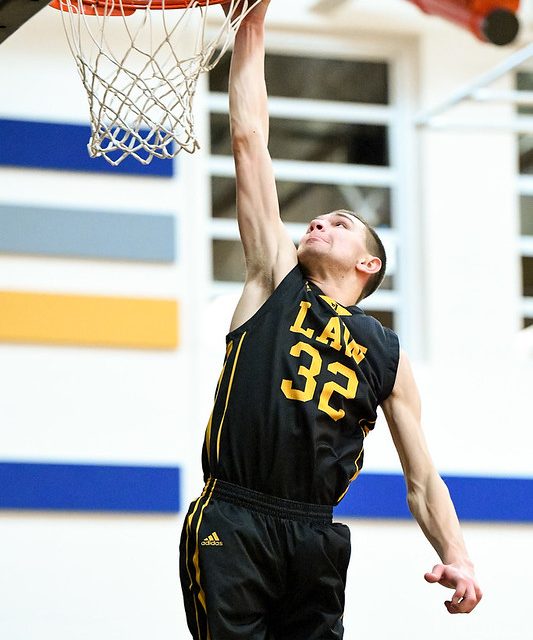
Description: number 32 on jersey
xmin=280 ymin=301 xmax=368 ymax=422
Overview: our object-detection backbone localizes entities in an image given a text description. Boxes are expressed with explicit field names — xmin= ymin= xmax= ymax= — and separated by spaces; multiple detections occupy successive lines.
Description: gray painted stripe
xmin=0 ymin=205 xmax=176 ymax=262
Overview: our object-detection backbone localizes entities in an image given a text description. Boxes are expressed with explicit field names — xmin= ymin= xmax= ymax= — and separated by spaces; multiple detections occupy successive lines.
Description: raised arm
xmin=381 ymin=351 xmax=482 ymax=614
xmin=223 ymin=0 xmax=297 ymax=330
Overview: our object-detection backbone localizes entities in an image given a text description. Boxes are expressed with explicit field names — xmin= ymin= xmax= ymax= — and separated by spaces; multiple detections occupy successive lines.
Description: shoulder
xmin=383 ymin=349 xmax=418 ymax=404
xmin=355 ymin=314 xmax=400 ymax=402
xmin=354 ymin=311 xmax=400 ymax=357
xmin=229 ymin=264 xmax=306 ymax=333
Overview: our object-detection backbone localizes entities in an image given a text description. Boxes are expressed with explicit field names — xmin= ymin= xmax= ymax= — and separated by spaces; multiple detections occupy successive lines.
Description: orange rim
xmin=50 ymin=0 xmax=227 ymax=16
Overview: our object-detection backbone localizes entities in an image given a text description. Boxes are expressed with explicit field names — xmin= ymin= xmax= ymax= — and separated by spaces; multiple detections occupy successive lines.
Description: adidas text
xmin=201 ymin=532 xmax=224 ymax=547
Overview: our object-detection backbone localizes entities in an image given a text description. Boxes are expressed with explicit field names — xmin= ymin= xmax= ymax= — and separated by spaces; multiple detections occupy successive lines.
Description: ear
xmin=356 ymin=256 xmax=382 ymax=276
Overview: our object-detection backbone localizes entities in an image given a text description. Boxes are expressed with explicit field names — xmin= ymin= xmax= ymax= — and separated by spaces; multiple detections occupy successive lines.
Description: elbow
xmin=406 ymin=483 xmax=424 ymax=517
xmin=406 ymin=472 xmax=450 ymax=517
xmin=231 ymin=114 xmax=268 ymax=153
xmin=230 ymin=122 xmax=267 ymax=153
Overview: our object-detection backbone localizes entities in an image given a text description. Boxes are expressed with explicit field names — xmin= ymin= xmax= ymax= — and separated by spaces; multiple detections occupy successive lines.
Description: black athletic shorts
xmin=180 ymin=478 xmax=351 ymax=640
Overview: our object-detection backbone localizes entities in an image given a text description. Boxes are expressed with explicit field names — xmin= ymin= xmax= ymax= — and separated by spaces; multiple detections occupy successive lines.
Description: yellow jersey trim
xmin=216 ymin=332 xmax=247 ymax=463
xmin=205 ymin=341 xmax=234 ymax=465
xmin=319 ymin=295 xmax=352 ymax=316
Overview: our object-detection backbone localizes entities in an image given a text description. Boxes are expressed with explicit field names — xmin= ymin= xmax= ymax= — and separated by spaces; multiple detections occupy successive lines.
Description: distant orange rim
xmin=50 ymin=0 xmax=227 ymax=16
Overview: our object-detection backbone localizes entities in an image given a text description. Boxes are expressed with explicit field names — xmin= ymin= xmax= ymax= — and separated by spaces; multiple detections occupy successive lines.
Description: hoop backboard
xmin=0 ymin=0 xmax=51 ymax=45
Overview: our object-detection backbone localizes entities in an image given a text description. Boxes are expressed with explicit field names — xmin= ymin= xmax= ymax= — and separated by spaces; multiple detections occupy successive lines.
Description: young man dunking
xmin=180 ymin=3 xmax=482 ymax=638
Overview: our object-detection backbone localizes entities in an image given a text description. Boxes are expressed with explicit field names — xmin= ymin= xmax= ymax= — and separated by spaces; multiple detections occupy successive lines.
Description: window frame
xmin=205 ymin=30 xmax=420 ymax=353
xmin=517 ymin=177 xmax=533 ymax=324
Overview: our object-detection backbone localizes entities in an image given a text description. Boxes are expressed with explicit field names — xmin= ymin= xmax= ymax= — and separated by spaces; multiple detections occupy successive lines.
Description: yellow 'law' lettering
xmin=290 ymin=301 xmax=315 ymax=339
xmin=317 ymin=317 xmax=343 ymax=352
xmin=344 ymin=325 xmax=367 ymax=365
xmin=289 ymin=301 xmax=368 ymax=366
xmin=282 ymin=299 xmax=369 ymax=420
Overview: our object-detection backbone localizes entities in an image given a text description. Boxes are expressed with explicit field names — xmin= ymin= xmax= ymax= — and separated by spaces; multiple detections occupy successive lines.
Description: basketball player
xmin=180 ymin=2 xmax=482 ymax=638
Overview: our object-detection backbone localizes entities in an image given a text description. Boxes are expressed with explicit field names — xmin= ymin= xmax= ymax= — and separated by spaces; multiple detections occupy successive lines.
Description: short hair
xmin=334 ymin=210 xmax=387 ymax=303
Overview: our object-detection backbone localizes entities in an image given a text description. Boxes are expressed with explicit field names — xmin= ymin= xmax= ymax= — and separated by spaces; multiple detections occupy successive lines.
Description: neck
xmin=304 ymin=269 xmax=363 ymax=307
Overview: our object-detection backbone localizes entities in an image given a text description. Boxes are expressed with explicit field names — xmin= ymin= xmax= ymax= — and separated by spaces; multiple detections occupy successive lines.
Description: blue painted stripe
xmin=0 ymin=462 xmax=180 ymax=513
xmin=0 ymin=204 xmax=176 ymax=262
xmin=334 ymin=472 xmax=533 ymax=523
xmin=0 ymin=118 xmax=174 ymax=177
xmin=335 ymin=473 xmax=410 ymax=520
xmin=2 ymin=465 xmax=531 ymax=520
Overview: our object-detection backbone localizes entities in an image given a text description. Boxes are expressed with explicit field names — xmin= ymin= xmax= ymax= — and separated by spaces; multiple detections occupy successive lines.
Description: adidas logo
xmin=201 ymin=532 xmax=224 ymax=547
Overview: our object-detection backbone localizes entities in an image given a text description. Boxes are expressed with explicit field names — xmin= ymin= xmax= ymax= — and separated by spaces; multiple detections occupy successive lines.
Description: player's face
xmin=297 ymin=211 xmax=369 ymax=271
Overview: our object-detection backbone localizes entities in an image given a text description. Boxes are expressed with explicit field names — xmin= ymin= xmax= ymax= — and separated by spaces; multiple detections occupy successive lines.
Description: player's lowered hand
xmin=424 ymin=563 xmax=482 ymax=614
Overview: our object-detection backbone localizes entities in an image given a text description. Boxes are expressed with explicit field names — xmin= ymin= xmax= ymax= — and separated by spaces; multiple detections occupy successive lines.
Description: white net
xmin=53 ymin=0 xmax=261 ymax=165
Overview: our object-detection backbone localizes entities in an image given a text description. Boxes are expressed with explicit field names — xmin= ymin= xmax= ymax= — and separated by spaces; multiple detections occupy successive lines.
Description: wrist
xmin=444 ymin=556 xmax=475 ymax=573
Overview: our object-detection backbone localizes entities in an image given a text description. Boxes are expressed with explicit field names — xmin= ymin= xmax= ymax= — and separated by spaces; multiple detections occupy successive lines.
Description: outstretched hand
xmin=425 ymin=563 xmax=482 ymax=614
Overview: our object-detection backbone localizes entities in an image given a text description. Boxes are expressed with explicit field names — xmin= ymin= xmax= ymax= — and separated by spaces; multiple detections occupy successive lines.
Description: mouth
xmin=306 ymin=234 xmax=328 ymax=244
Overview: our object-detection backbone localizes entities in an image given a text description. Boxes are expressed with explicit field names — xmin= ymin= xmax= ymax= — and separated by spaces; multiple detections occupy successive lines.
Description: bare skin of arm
xmin=223 ymin=0 xmax=297 ymax=331
xmin=381 ymin=351 xmax=483 ymax=614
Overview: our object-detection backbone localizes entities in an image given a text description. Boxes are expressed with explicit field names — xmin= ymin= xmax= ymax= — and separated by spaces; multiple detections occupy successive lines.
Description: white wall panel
xmin=0 ymin=2 xmax=532 ymax=640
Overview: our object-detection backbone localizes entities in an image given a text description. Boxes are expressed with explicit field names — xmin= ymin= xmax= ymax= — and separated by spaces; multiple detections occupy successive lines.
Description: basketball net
xmin=51 ymin=1 xmax=262 ymax=165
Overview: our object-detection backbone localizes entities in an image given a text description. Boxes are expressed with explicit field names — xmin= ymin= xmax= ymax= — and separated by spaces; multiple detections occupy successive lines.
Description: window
xmin=207 ymin=39 xmax=416 ymax=339
xmin=516 ymin=72 xmax=533 ymax=328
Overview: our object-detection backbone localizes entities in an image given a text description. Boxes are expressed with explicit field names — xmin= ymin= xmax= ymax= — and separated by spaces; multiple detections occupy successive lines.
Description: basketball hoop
xmin=50 ymin=1 xmax=261 ymax=165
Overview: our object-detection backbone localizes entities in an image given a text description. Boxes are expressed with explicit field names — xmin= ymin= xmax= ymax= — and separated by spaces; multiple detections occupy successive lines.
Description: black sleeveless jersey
xmin=202 ymin=265 xmax=400 ymax=505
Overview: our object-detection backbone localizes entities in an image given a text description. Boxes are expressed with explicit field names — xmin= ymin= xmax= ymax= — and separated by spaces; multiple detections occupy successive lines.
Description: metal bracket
xmin=415 ymin=41 xmax=533 ymax=130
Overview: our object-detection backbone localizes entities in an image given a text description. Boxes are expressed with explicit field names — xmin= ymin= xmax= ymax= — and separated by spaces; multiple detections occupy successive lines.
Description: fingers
xmin=424 ymin=564 xmax=444 ymax=583
xmin=445 ymin=581 xmax=467 ymax=613
xmin=424 ymin=564 xmax=483 ymax=614
xmin=424 ymin=564 xmax=454 ymax=588
xmin=444 ymin=581 xmax=483 ymax=614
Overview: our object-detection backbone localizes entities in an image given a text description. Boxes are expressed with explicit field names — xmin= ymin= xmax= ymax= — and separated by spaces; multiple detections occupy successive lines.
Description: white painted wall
xmin=0 ymin=2 xmax=531 ymax=639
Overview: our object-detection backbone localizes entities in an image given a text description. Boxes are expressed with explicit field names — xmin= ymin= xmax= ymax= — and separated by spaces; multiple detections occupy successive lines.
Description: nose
xmin=309 ymin=219 xmax=325 ymax=232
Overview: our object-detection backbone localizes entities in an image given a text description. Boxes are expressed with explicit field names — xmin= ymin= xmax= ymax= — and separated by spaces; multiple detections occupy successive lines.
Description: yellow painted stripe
xmin=0 ymin=291 xmax=178 ymax=349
